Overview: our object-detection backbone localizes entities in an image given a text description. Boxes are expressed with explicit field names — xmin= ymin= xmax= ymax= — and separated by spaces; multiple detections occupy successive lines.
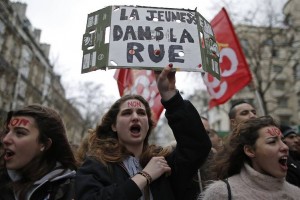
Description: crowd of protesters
xmin=1 ymin=66 xmax=300 ymax=200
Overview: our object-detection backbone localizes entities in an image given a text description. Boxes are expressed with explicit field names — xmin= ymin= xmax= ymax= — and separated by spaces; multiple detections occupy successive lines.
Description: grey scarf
xmin=123 ymin=156 xmax=153 ymax=200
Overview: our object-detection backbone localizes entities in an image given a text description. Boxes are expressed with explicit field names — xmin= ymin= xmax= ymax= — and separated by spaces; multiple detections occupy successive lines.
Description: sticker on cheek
xmin=266 ymin=127 xmax=282 ymax=137
xmin=9 ymin=118 xmax=30 ymax=127
xmin=127 ymin=101 xmax=142 ymax=108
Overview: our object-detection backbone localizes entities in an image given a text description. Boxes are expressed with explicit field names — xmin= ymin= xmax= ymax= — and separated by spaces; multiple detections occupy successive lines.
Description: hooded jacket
xmin=0 ymin=164 xmax=76 ymax=200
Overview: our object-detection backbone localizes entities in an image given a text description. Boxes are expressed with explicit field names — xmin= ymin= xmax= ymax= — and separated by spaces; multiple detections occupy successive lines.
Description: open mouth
xmin=4 ymin=149 xmax=15 ymax=160
xmin=130 ymin=124 xmax=141 ymax=134
xmin=278 ymin=156 xmax=288 ymax=168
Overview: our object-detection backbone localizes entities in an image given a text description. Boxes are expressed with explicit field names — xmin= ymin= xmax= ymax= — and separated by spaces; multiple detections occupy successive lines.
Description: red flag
xmin=114 ymin=69 xmax=164 ymax=122
xmin=203 ymin=8 xmax=252 ymax=109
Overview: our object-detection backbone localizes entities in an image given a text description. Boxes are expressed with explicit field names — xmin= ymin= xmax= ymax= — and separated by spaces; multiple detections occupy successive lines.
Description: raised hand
xmin=154 ymin=64 xmax=177 ymax=101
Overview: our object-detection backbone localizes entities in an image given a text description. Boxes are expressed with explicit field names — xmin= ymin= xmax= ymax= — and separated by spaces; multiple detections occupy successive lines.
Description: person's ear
xmin=46 ymin=138 xmax=52 ymax=150
xmin=230 ymin=119 xmax=236 ymax=128
xmin=40 ymin=138 xmax=52 ymax=152
xmin=111 ymin=124 xmax=117 ymax=132
xmin=40 ymin=146 xmax=45 ymax=152
xmin=244 ymin=145 xmax=255 ymax=158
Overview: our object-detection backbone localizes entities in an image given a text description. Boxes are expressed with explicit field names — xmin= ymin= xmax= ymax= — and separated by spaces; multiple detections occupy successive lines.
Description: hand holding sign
xmin=154 ymin=64 xmax=176 ymax=101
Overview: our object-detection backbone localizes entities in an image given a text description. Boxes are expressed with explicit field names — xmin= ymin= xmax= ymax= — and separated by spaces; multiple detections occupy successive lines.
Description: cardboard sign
xmin=82 ymin=5 xmax=220 ymax=79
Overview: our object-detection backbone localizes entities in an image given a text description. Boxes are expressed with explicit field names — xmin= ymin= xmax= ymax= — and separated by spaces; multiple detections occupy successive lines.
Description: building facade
xmin=283 ymin=0 xmax=300 ymax=130
xmin=190 ymin=0 xmax=300 ymax=135
xmin=0 ymin=0 xmax=84 ymax=144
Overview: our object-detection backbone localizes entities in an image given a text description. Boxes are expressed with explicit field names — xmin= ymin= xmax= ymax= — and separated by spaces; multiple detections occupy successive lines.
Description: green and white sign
xmin=82 ymin=5 xmax=220 ymax=79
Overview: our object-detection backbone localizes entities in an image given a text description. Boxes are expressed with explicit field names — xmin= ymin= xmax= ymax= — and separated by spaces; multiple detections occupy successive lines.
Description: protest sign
xmin=82 ymin=5 xmax=220 ymax=79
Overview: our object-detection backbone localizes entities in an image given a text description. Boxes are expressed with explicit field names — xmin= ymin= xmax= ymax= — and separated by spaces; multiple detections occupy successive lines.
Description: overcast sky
xmin=13 ymin=0 xmax=286 ymax=101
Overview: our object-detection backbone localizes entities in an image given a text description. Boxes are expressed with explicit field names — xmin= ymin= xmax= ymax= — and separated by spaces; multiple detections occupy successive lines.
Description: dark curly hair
xmin=209 ymin=116 xmax=279 ymax=180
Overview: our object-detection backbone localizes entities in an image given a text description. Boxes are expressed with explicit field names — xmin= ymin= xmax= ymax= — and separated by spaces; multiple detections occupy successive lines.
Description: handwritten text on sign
xmin=82 ymin=5 xmax=219 ymax=78
xmin=109 ymin=6 xmax=202 ymax=69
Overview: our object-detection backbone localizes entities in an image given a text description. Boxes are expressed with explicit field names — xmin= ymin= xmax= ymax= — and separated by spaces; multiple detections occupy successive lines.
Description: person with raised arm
xmin=75 ymin=65 xmax=211 ymax=200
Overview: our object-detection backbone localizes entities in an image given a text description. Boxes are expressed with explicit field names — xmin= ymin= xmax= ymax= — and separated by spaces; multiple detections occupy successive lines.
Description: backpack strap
xmin=222 ymin=179 xmax=232 ymax=200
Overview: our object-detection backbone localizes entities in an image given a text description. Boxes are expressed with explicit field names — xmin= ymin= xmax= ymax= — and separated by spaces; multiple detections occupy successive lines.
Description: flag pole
xmin=254 ymin=89 xmax=265 ymax=116
xmin=197 ymin=169 xmax=203 ymax=193
xmin=249 ymin=80 xmax=266 ymax=116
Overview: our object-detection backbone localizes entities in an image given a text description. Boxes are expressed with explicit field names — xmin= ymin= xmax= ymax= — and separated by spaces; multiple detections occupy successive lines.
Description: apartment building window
xmin=20 ymin=45 xmax=32 ymax=78
xmin=0 ymin=20 xmax=5 ymax=33
xmin=263 ymin=39 xmax=273 ymax=45
xmin=275 ymin=80 xmax=285 ymax=90
xmin=0 ymin=19 xmax=5 ymax=50
xmin=240 ymin=39 xmax=249 ymax=56
xmin=278 ymin=115 xmax=291 ymax=125
xmin=42 ymin=73 xmax=51 ymax=97
xmin=273 ymin=65 xmax=283 ymax=73
xmin=17 ymin=79 xmax=27 ymax=98
xmin=272 ymin=49 xmax=278 ymax=58
xmin=294 ymin=63 xmax=300 ymax=80
xmin=284 ymin=14 xmax=293 ymax=27
xmin=298 ymin=92 xmax=300 ymax=110
xmin=277 ymin=97 xmax=288 ymax=108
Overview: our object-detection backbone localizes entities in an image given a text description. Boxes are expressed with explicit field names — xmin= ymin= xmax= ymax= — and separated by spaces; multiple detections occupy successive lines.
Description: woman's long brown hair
xmin=77 ymin=94 xmax=172 ymax=168
xmin=0 ymin=104 xmax=76 ymax=199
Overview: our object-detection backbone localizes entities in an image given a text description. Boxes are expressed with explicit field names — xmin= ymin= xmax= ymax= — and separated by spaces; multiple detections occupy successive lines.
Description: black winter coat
xmin=286 ymin=151 xmax=300 ymax=188
xmin=75 ymin=91 xmax=212 ymax=200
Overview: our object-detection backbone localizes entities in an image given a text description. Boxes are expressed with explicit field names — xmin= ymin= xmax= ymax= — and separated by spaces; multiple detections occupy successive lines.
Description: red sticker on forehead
xmin=266 ymin=127 xmax=282 ymax=137
xmin=9 ymin=118 xmax=30 ymax=127
xmin=127 ymin=101 xmax=142 ymax=108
